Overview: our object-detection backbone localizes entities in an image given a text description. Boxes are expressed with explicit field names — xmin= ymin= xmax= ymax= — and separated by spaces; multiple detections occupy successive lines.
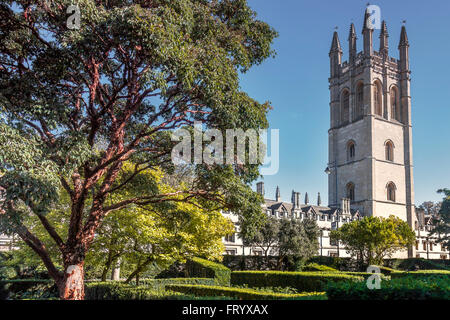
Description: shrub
xmin=136 ymin=278 xmax=216 ymax=290
xmin=390 ymin=270 xmax=450 ymax=280
xmin=185 ymin=258 xmax=231 ymax=286
xmin=84 ymin=281 xmax=237 ymax=300
xmin=327 ymin=276 xmax=450 ymax=300
xmin=303 ymin=263 xmax=338 ymax=272
xmin=230 ymin=271 xmax=363 ymax=292
xmin=385 ymin=258 xmax=450 ymax=271
xmin=0 ymin=279 xmax=57 ymax=300
xmin=167 ymin=284 xmax=327 ymax=300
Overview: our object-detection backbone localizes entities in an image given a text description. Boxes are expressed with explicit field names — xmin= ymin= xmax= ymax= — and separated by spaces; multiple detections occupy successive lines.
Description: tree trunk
xmin=59 ymin=263 xmax=85 ymax=300
xmin=111 ymin=258 xmax=121 ymax=281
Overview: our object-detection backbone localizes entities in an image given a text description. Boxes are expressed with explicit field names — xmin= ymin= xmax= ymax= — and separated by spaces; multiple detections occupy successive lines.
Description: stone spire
xmin=329 ymin=31 xmax=342 ymax=78
xmin=276 ymin=186 xmax=281 ymax=202
xmin=305 ymin=192 xmax=309 ymax=205
xmin=379 ymin=20 xmax=389 ymax=56
xmin=348 ymin=23 xmax=357 ymax=63
xmin=362 ymin=7 xmax=373 ymax=55
xmin=317 ymin=192 xmax=322 ymax=206
xmin=398 ymin=25 xmax=409 ymax=71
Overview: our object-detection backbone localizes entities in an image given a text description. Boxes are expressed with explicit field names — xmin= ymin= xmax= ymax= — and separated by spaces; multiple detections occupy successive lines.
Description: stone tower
xmin=327 ymin=8 xmax=415 ymax=241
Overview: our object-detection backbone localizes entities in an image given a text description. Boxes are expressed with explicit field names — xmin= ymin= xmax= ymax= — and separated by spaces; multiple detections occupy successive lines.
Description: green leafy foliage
xmin=326 ymin=276 xmax=450 ymax=300
xmin=390 ymin=270 xmax=450 ymax=279
xmin=0 ymin=279 xmax=57 ymax=300
xmin=330 ymin=216 xmax=416 ymax=267
xmin=166 ymin=284 xmax=327 ymax=300
xmin=302 ymin=263 xmax=338 ymax=272
xmin=0 ymin=0 xmax=277 ymax=298
xmin=430 ymin=189 xmax=450 ymax=250
xmin=185 ymin=257 xmax=231 ymax=286
xmin=230 ymin=271 xmax=364 ymax=292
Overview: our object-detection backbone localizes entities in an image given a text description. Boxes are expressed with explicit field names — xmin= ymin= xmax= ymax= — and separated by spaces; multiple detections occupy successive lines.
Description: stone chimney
xmin=292 ymin=191 xmax=301 ymax=209
xmin=305 ymin=192 xmax=309 ymax=205
xmin=317 ymin=192 xmax=322 ymax=206
xmin=256 ymin=182 xmax=265 ymax=197
xmin=275 ymin=186 xmax=281 ymax=202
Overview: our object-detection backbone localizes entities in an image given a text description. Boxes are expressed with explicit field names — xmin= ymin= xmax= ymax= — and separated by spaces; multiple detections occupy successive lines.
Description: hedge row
xmin=390 ymin=270 xmax=450 ymax=280
xmin=136 ymin=278 xmax=216 ymax=290
xmin=0 ymin=279 xmax=57 ymax=300
xmin=186 ymin=258 xmax=231 ymax=286
xmin=230 ymin=271 xmax=363 ymax=292
xmin=167 ymin=284 xmax=327 ymax=300
xmin=327 ymin=276 xmax=450 ymax=300
xmin=302 ymin=263 xmax=338 ymax=272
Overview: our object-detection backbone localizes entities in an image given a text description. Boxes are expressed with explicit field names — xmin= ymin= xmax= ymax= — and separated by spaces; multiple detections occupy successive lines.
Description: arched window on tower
xmin=347 ymin=140 xmax=355 ymax=161
xmin=390 ymin=86 xmax=399 ymax=121
xmin=385 ymin=140 xmax=394 ymax=162
xmin=356 ymin=82 xmax=364 ymax=120
xmin=346 ymin=182 xmax=355 ymax=202
xmin=341 ymin=90 xmax=350 ymax=124
xmin=374 ymin=81 xmax=383 ymax=116
xmin=387 ymin=182 xmax=396 ymax=202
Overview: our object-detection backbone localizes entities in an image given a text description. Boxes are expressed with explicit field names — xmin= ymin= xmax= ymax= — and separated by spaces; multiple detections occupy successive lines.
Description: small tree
xmin=247 ymin=215 xmax=279 ymax=258
xmin=277 ymin=218 xmax=319 ymax=270
xmin=430 ymin=189 xmax=450 ymax=250
xmin=330 ymin=215 xmax=415 ymax=268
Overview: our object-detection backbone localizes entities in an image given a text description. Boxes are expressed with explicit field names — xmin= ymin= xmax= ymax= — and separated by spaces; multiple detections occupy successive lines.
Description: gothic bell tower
xmin=327 ymin=8 xmax=415 ymax=251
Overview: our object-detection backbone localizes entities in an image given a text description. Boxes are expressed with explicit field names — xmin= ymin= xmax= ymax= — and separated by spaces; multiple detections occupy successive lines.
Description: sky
xmin=240 ymin=0 xmax=450 ymax=206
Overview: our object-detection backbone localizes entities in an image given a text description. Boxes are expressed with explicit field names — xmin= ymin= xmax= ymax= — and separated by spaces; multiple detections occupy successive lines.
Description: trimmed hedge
xmin=385 ymin=258 xmax=450 ymax=271
xmin=390 ymin=270 xmax=450 ymax=280
xmin=303 ymin=263 xmax=338 ymax=272
xmin=136 ymin=278 xmax=216 ymax=290
xmin=231 ymin=271 xmax=363 ymax=292
xmin=167 ymin=284 xmax=327 ymax=300
xmin=327 ymin=276 xmax=450 ymax=300
xmin=0 ymin=279 xmax=57 ymax=300
xmin=186 ymin=258 xmax=231 ymax=286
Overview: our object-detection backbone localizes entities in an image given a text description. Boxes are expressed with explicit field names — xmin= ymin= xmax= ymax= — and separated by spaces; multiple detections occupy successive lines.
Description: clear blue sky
xmin=240 ymin=0 xmax=450 ymax=206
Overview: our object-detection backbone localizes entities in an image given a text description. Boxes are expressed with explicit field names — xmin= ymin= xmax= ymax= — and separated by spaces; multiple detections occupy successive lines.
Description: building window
xmin=346 ymin=182 xmax=355 ymax=202
xmin=341 ymin=90 xmax=350 ymax=124
xmin=390 ymin=86 xmax=399 ymax=121
xmin=415 ymin=241 xmax=419 ymax=250
xmin=441 ymin=255 xmax=448 ymax=260
xmin=226 ymin=249 xmax=237 ymax=256
xmin=347 ymin=141 xmax=355 ymax=161
xmin=355 ymin=82 xmax=364 ymax=120
xmin=374 ymin=81 xmax=383 ymax=116
xmin=385 ymin=140 xmax=394 ymax=161
xmin=430 ymin=243 xmax=433 ymax=251
xmin=225 ymin=232 xmax=236 ymax=243
xmin=387 ymin=182 xmax=396 ymax=202
xmin=329 ymin=252 xmax=339 ymax=257
xmin=423 ymin=241 xmax=427 ymax=251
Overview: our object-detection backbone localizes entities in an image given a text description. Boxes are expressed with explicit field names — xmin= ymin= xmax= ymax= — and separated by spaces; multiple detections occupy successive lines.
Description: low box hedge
xmin=0 ymin=279 xmax=57 ymax=300
xmin=136 ymin=278 xmax=216 ymax=290
xmin=326 ymin=276 xmax=450 ymax=300
xmin=303 ymin=263 xmax=338 ymax=272
xmin=390 ymin=270 xmax=450 ymax=279
xmin=186 ymin=258 xmax=231 ymax=286
xmin=85 ymin=278 xmax=216 ymax=300
xmin=167 ymin=284 xmax=327 ymax=300
xmin=231 ymin=271 xmax=363 ymax=292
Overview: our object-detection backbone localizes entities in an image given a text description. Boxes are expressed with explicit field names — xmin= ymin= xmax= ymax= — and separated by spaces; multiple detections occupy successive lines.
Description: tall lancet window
xmin=346 ymin=182 xmax=355 ymax=202
xmin=387 ymin=182 xmax=396 ymax=202
xmin=356 ymin=82 xmax=364 ymax=120
xmin=390 ymin=86 xmax=399 ymax=121
xmin=341 ymin=90 xmax=350 ymax=124
xmin=374 ymin=81 xmax=383 ymax=116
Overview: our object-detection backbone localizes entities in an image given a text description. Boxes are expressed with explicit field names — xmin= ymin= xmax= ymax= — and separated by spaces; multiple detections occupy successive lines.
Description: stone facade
xmin=327 ymin=10 xmax=415 ymax=257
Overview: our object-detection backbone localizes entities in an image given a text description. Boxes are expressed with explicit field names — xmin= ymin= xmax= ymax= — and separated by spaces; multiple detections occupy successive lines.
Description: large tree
xmin=0 ymin=0 xmax=276 ymax=299
xmin=330 ymin=216 xmax=416 ymax=267
xmin=430 ymin=189 xmax=450 ymax=250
